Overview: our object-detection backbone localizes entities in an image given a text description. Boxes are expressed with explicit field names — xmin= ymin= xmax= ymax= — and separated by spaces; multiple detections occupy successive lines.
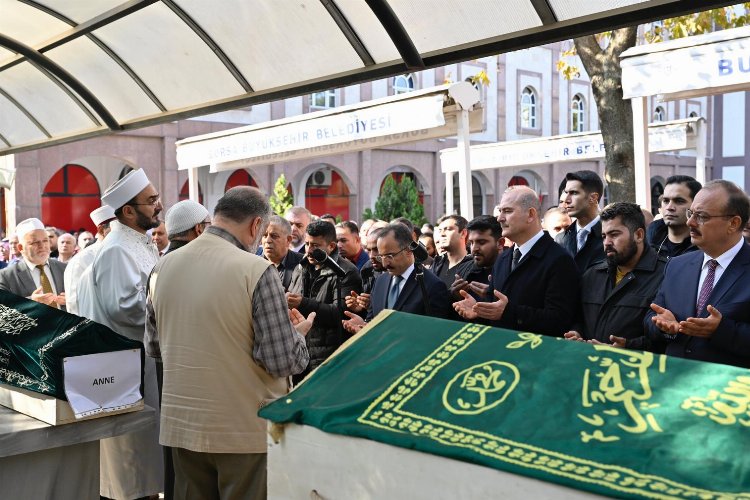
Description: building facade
xmin=2 ymin=40 xmax=722 ymax=233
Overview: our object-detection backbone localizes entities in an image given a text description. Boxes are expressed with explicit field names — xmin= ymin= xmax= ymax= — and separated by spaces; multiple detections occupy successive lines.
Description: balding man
xmin=454 ymin=186 xmax=580 ymax=336
xmin=646 ymin=180 xmax=750 ymax=368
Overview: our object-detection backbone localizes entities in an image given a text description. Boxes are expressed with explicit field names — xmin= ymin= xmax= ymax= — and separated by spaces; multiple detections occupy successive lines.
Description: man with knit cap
xmin=63 ymin=205 xmax=115 ymax=316
xmin=147 ymin=186 xmax=312 ymax=499
xmin=0 ymin=217 xmax=66 ymax=308
xmin=77 ymin=168 xmax=164 ymax=499
xmin=164 ymin=200 xmax=210 ymax=254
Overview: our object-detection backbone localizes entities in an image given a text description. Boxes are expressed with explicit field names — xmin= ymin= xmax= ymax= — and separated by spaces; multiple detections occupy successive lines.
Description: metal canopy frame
xmin=0 ymin=0 xmax=737 ymax=156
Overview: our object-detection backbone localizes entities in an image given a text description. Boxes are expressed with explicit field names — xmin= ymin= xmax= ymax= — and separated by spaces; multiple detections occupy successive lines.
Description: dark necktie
xmin=387 ymin=275 xmax=403 ymax=309
xmin=696 ymin=259 xmax=718 ymax=315
xmin=36 ymin=264 xmax=59 ymax=309
xmin=511 ymin=248 xmax=522 ymax=271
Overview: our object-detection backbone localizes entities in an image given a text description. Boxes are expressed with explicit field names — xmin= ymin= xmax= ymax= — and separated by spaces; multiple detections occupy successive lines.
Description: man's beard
xmin=606 ymin=238 xmax=638 ymax=267
xmin=135 ymin=207 xmax=160 ymax=231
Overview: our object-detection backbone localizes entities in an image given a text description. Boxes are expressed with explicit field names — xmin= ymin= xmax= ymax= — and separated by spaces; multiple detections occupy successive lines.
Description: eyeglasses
xmin=685 ymin=209 xmax=737 ymax=225
xmin=375 ymin=247 xmax=407 ymax=263
xmin=129 ymin=196 xmax=162 ymax=207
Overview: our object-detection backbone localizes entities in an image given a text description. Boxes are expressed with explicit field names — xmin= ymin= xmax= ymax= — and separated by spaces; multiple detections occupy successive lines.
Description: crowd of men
xmin=1 ymin=167 xmax=750 ymax=499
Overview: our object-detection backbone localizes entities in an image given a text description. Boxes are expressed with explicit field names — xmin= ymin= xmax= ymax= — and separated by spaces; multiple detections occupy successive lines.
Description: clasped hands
xmin=650 ymin=303 xmax=721 ymax=338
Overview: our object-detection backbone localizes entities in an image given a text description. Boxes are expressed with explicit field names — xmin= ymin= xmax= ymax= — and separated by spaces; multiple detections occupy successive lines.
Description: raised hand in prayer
xmin=650 ymin=303 xmax=680 ymax=334
xmin=289 ymin=309 xmax=316 ymax=336
xmin=563 ymin=331 xmax=584 ymax=341
xmin=341 ymin=310 xmax=365 ymax=334
xmin=679 ymin=305 xmax=721 ymax=338
xmin=30 ymin=286 xmax=56 ymax=306
xmin=472 ymin=289 xmax=508 ymax=321
xmin=345 ymin=291 xmax=366 ymax=313
xmin=450 ymin=274 xmax=470 ymax=299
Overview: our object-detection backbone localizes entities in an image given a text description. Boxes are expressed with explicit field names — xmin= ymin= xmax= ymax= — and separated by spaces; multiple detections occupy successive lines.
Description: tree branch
xmin=607 ymin=26 xmax=638 ymax=58
xmin=574 ymin=35 xmax=604 ymax=77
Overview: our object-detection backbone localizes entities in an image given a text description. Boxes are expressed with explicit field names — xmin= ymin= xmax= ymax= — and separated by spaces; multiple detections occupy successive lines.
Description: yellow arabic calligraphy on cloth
xmin=579 ymin=346 xmax=665 ymax=442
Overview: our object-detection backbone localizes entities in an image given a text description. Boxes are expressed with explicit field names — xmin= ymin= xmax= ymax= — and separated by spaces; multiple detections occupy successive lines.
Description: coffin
xmin=261 ymin=311 xmax=750 ymax=499
xmin=0 ymin=290 xmax=143 ymax=424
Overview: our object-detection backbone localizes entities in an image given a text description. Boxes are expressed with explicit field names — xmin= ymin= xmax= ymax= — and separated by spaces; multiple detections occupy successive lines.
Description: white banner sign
xmin=622 ymin=27 xmax=750 ymax=98
xmin=63 ymin=349 xmax=142 ymax=419
xmin=177 ymin=95 xmax=446 ymax=170
xmin=441 ymin=123 xmax=693 ymax=172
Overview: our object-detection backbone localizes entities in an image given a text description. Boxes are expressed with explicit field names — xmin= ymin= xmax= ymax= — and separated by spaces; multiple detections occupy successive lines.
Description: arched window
xmin=224 ymin=170 xmax=258 ymax=192
xmin=653 ymin=106 xmax=665 ymax=122
xmin=571 ymin=94 xmax=586 ymax=132
xmin=42 ymin=164 xmax=101 ymax=233
xmin=310 ymin=89 xmax=336 ymax=109
xmin=520 ymin=86 xmax=537 ymax=129
xmin=393 ymin=74 xmax=415 ymax=94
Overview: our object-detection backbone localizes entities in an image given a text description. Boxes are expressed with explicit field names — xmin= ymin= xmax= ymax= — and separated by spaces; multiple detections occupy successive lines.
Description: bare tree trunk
xmin=574 ymin=27 xmax=638 ymax=203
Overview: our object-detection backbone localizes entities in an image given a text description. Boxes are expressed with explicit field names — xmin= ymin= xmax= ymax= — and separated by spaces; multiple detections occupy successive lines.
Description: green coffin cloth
xmin=260 ymin=310 xmax=750 ymax=500
xmin=0 ymin=289 xmax=143 ymax=400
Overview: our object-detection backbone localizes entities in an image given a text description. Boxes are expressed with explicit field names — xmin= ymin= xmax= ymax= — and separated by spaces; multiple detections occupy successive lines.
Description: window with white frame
xmin=310 ymin=89 xmax=337 ymax=109
xmin=520 ymin=86 xmax=538 ymax=129
xmin=571 ymin=94 xmax=586 ymax=132
xmin=393 ymin=74 xmax=415 ymax=94
xmin=653 ymin=106 xmax=665 ymax=122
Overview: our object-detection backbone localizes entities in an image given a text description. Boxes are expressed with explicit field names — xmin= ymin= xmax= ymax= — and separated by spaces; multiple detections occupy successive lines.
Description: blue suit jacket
xmin=489 ymin=232 xmax=580 ymax=336
xmin=645 ymin=241 xmax=750 ymax=368
xmin=366 ymin=266 xmax=451 ymax=321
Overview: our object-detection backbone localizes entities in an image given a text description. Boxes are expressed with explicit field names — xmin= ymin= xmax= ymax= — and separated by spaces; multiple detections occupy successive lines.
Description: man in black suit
xmin=0 ymin=217 xmax=66 ymax=309
xmin=454 ymin=186 xmax=579 ymax=336
xmin=556 ymin=170 xmax=605 ymax=272
xmin=342 ymin=223 xmax=451 ymax=334
xmin=262 ymin=215 xmax=303 ymax=292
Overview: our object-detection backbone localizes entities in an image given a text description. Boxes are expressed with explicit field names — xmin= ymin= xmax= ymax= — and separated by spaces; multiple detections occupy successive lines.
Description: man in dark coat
xmin=564 ymin=203 xmax=667 ymax=351
xmin=454 ymin=186 xmax=579 ymax=337
xmin=647 ymin=175 xmax=701 ymax=260
xmin=556 ymin=170 xmax=606 ymax=272
xmin=288 ymin=220 xmax=361 ymax=380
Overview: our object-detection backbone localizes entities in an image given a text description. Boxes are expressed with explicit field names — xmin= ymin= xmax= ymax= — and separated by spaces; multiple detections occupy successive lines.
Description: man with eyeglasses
xmin=342 ymin=223 xmax=451 ymax=334
xmin=647 ymin=175 xmax=701 ymax=259
xmin=646 ymin=180 xmax=750 ymax=368
xmin=63 ymin=205 xmax=116 ymax=315
xmin=77 ymin=168 xmax=165 ymax=499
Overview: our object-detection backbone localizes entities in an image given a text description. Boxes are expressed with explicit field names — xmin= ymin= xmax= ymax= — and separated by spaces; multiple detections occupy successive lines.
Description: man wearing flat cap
xmin=163 ymin=199 xmax=210 ymax=255
xmin=77 ymin=169 xmax=164 ymax=499
xmin=63 ymin=205 xmax=116 ymax=316
xmin=0 ymin=217 xmax=66 ymax=309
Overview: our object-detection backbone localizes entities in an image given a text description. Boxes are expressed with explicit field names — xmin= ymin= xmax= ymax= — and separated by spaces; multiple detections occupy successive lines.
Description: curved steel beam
xmin=320 ymin=0 xmax=375 ymax=66
xmin=530 ymin=0 xmax=558 ymax=25
xmin=17 ymin=0 xmax=167 ymax=112
xmin=160 ymin=0 xmax=254 ymax=93
xmin=0 ymin=85 xmax=52 ymax=138
xmin=0 ymin=34 xmax=120 ymax=130
xmin=364 ymin=0 xmax=423 ymax=70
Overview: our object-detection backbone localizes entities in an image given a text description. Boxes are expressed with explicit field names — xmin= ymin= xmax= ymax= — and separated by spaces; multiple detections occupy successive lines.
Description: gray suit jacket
xmin=0 ymin=259 xmax=67 ymax=299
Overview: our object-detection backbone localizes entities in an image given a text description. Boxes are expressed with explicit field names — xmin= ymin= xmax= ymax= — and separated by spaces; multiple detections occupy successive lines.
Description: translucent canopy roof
xmin=0 ymin=0 xmax=733 ymax=155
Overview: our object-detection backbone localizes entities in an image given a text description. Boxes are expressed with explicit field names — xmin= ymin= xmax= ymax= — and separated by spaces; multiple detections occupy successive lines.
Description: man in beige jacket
xmin=146 ymin=186 xmax=313 ymax=500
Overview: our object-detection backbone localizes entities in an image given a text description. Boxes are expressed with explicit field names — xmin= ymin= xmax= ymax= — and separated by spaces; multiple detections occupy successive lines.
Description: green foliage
xmin=373 ymin=175 xmax=426 ymax=226
xmin=362 ymin=207 xmax=374 ymax=221
xmin=269 ymin=173 xmax=293 ymax=216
